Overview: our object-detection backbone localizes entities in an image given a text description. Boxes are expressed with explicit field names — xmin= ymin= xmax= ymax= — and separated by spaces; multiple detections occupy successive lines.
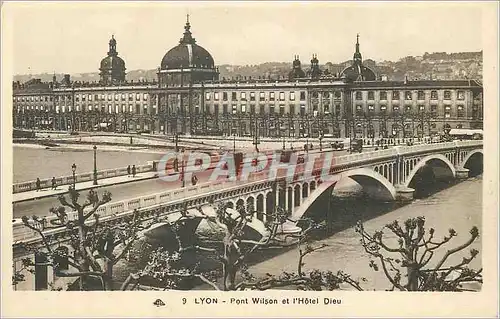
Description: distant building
xmin=12 ymin=16 xmax=483 ymax=140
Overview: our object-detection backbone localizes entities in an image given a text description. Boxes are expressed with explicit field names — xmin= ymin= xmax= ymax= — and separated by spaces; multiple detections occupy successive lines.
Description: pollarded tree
xmin=355 ymin=216 xmax=482 ymax=291
xmin=121 ymin=201 xmax=363 ymax=291
xmin=16 ymin=187 xmax=156 ymax=290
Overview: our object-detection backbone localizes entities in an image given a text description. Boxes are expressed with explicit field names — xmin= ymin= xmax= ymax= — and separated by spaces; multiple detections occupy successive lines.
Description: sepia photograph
xmin=1 ymin=1 xmax=498 ymax=318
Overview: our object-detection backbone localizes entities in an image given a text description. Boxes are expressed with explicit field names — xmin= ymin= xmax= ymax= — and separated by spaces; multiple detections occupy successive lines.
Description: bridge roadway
xmin=13 ymin=140 xmax=483 ymax=244
xmin=13 ymin=149 xmax=351 ymax=218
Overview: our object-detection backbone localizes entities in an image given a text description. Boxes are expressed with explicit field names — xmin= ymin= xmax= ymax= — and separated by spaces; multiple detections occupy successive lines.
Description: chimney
xmin=404 ymin=75 xmax=408 ymax=85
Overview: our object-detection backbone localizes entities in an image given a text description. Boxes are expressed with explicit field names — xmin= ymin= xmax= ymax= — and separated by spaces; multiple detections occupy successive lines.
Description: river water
xmin=248 ymin=175 xmax=482 ymax=291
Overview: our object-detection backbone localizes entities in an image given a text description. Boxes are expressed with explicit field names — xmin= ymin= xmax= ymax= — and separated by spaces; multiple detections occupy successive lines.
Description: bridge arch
xmin=291 ymin=167 xmax=396 ymax=221
xmin=460 ymin=149 xmax=483 ymax=168
xmin=404 ymin=154 xmax=456 ymax=188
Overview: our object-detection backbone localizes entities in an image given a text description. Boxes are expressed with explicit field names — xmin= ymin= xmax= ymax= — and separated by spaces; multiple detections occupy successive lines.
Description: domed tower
xmin=288 ymin=55 xmax=306 ymax=80
xmin=307 ymin=54 xmax=322 ymax=79
xmin=99 ymin=35 xmax=126 ymax=85
xmin=158 ymin=15 xmax=219 ymax=87
xmin=340 ymin=34 xmax=376 ymax=82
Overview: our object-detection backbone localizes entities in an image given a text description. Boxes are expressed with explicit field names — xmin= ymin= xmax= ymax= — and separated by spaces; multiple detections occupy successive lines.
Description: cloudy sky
xmin=6 ymin=1 xmax=485 ymax=75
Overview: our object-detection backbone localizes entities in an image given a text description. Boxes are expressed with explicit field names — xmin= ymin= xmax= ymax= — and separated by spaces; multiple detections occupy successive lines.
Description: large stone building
xmin=12 ymin=17 xmax=483 ymax=139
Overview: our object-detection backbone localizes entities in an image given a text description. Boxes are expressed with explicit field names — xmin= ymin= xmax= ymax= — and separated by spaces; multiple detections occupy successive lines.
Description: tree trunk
xmin=78 ymin=219 xmax=89 ymax=290
xmin=103 ymin=260 xmax=114 ymax=291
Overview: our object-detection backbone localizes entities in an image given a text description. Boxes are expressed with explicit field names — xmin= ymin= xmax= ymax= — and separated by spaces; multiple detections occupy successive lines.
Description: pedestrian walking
xmin=127 ymin=165 xmax=131 ymax=177
xmin=36 ymin=178 xmax=41 ymax=192
xmin=191 ymin=174 xmax=198 ymax=186
xmin=51 ymin=177 xmax=57 ymax=190
xmin=132 ymin=165 xmax=136 ymax=177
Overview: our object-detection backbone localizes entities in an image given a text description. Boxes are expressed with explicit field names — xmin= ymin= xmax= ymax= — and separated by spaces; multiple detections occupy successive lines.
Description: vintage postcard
xmin=1 ymin=1 xmax=498 ymax=318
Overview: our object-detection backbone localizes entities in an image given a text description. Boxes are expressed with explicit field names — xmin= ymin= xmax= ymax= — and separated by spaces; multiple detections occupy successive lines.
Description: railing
xmin=13 ymin=163 xmax=154 ymax=194
xmin=12 ymin=140 xmax=482 ymax=242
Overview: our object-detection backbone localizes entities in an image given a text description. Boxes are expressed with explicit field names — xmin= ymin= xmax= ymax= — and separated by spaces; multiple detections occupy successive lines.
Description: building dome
xmin=100 ymin=55 xmax=126 ymax=72
xmin=340 ymin=34 xmax=376 ymax=81
xmin=99 ymin=35 xmax=126 ymax=84
xmin=341 ymin=64 xmax=376 ymax=82
xmin=160 ymin=18 xmax=215 ymax=70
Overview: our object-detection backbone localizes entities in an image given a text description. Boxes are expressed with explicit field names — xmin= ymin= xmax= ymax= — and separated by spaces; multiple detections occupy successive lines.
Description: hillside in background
xmin=13 ymin=51 xmax=482 ymax=83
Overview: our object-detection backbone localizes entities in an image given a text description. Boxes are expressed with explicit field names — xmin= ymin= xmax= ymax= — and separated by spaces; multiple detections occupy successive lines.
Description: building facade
xmin=12 ymin=17 xmax=483 ymax=139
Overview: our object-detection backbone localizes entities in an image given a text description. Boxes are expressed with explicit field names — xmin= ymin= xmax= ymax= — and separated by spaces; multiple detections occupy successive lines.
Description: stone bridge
xmin=12 ymin=140 xmax=483 ymax=290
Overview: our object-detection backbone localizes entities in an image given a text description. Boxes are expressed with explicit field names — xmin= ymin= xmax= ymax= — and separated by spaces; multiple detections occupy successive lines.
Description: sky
xmin=5 ymin=1 xmax=485 ymax=75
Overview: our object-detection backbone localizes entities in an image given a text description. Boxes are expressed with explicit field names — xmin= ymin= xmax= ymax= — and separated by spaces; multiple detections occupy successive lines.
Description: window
xmin=136 ymin=93 xmax=141 ymax=100
xmin=270 ymin=92 xmax=275 ymax=101
xmin=232 ymin=104 xmax=237 ymax=114
xmin=355 ymin=91 xmax=362 ymax=100
xmin=405 ymin=105 xmax=412 ymax=112
xmin=393 ymin=105 xmax=400 ymax=112
xmin=312 ymin=91 xmax=318 ymax=98
xmin=279 ymin=92 xmax=285 ymax=101
xmin=279 ymin=106 xmax=285 ymax=115
xmin=241 ymin=92 xmax=246 ymax=100
xmin=205 ymin=92 xmax=210 ymax=100
xmin=431 ymin=105 xmax=437 ymax=116
xmin=260 ymin=105 xmax=265 ymax=114
xmin=457 ymin=91 xmax=465 ymax=100
xmin=356 ymin=105 xmax=363 ymax=116
xmin=250 ymin=104 xmax=256 ymax=113
xmin=323 ymin=104 xmax=329 ymax=113
xmin=300 ymin=91 xmax=306 ymax=101
xmin=431 ymin=90 xmax=438 ymax=100
xmin=232 ymin=92 xmax=237 ymax=100
xmin=214 ymin=104 xmax=219 ymax=115
xmin=136 ymin=104 xmax=140 ymax=114
xmin=75 ymin=95 xmax=79 ymax=102
xmin=417 ymin=91 xmax=425 ymax=100
xmin=445 ymin=112 xmax=451 ymax=118
xmin=444 ymin=90 xmax=451 ymax=100
xmin=289 ymin=92 xmax=295 ymax=101
xmin=143 ymin=93 xmax=148 ymax=100
xmin=259 ymin=92 xmax=265 ymax=100
xmin=223 ymin=105 xmax=228 ymax=114
xmin=323 ymin=92 xmax=330 ymax=99
xmin=405 ymin=91 xmax=412 ymax=100
xmin=419 ymin=105 xmax=425 ymax=111
xmin=368 ymin=105 xmax=375 ymax=112
xmin=223 ymin=92 xmax=228 ymax=101
xmin=392 ymin=91 xmax=400 ymax=100
xmin=115 ymin=94 xmax=119 ymax=101
xmin=457 ymin=105 xmax=464 ymax=117
xmin=289 ymin=105 xmax=295 ymax=115
xmin=380 ymin=105 xmax=387 ymax=113
xmin=241 ymin=104 xmax=246 ymax=113
xmin=368 ymin=92 xmax=374 ymax=100
xmin=269 ymin=105 xmax=275 ymax=114
xmin=250 ymin=92 xmax=255 ymax=101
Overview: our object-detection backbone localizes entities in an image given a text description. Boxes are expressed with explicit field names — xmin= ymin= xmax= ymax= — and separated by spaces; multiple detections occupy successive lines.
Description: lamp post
xmin=282 ymin=136 xmax=285 ymax=150
xmin=319 ymin=132 xmax=323 ymax=152
xmin=71 ymin=163 xmax=76 ymax=188
xmin=181 ymin=147 xmax=185 ymax=188
xmin=93 ymin=145 xmax=98 ymax=185
xmin=233 ymin=134 xmax=236 ymax=153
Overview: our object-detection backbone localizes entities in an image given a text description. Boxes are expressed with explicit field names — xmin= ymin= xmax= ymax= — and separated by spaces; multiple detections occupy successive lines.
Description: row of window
xmin=355 ymin=90 xmax=466 ymax=101
xmin=14 ymin=93 xmax=150 ymax=103
xmin=17 ymin=104 xmax=157 ymax=114
xmin=204 ymin=91 xmax=343 ymax=102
